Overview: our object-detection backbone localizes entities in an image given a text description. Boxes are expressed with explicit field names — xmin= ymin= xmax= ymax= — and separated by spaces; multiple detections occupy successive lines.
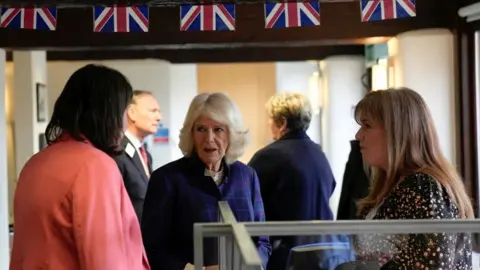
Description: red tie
xmin=139 ymin=146 xmax=149 ymax=176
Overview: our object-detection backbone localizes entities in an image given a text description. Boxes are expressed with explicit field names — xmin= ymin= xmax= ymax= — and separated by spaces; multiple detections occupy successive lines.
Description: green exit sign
xmin=365 ymin=43 xmax=389 ymax=67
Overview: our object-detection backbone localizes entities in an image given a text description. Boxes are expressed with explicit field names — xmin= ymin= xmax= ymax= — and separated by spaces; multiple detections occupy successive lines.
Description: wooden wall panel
xmin=197 ymin=63 xmax=276 ymax=163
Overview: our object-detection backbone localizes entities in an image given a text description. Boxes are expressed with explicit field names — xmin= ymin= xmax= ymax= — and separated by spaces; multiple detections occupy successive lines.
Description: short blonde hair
xmin=266 ymin=92 xmax=312 ymax=132
xmin=178 ymin=92 xmax=249 ymax=164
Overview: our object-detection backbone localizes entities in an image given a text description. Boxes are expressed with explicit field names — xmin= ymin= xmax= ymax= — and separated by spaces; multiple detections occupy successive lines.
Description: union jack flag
xmin=0 ymin=7 xmax=57 ymax=30
xmin=94 ymin=6 xmax=149 ymax=33
xmin=264 ymin=1 xmax=320 ymax=29
xmin=180 ymin=4 xmax=235 ymax=31
xmin=360 ymin=0 xmax=416 ymax=22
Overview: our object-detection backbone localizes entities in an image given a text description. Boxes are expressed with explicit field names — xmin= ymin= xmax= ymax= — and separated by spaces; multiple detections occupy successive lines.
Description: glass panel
xmin=194 ymin=202 xmax=480 ymax=270
xmin=282 ymin=232 xmax=473 ymax=270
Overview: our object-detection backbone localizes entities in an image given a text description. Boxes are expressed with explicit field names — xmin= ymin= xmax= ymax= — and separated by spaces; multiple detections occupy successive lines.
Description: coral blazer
xmin=10 ymin=134 xmax=150 ymax=270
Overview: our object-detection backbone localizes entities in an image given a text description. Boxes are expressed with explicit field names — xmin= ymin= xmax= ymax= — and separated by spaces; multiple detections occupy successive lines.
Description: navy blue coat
xmin=141 ymin=155 xmax=271 ymax=270
xmin=248 ymin=131 xmax=336 ymax=270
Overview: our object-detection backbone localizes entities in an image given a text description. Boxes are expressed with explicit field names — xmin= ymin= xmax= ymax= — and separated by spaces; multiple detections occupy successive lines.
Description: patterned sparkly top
xmin=354 ymin=172 xmax=472 ymax=270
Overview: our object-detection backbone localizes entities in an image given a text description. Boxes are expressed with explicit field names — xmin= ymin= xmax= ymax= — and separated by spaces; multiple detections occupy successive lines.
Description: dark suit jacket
xmin=248 ymin=131 xmax=336 ymax=270
xmin=141 ymin=155 xmax=271 ymax=270
xmin=114 ymin=137 xmax=152 ymax=222
xmin=336 ymin=140 xmax=369 ymax=220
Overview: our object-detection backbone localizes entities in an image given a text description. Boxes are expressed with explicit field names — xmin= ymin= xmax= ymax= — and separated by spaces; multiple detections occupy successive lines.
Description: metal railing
xmin=193 ymin=201 xmax=480 ymax=270
xmin=193 ymin=201 xmax=263 ymax=270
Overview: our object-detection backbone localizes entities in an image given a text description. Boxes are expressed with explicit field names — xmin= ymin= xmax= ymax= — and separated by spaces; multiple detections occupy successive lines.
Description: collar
xmin=57 ymin=132 xmax=91 ymax=146
xmin=204 ymin=168 xmax=224 ymax=177
xmin=187 ymin=153 xmax=231 ymax=178
xmin=205 ymin=168 xmax=224 ymax=186
xmin=124 ymin=130 xmax=144 ymax=148
xmin=278 ymin=130 xmax=309 ymax=141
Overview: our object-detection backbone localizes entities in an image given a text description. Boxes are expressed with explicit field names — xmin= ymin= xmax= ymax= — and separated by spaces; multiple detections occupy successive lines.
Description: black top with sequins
xmin=354 ymin=172 xmax=472 ymax=270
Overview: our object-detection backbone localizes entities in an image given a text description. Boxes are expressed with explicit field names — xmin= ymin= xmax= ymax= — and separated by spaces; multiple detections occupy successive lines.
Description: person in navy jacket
xmin=248 ymin=92 xmax=337 ymax=270
xmin=141 ymin=92 xmax=271 ymax=270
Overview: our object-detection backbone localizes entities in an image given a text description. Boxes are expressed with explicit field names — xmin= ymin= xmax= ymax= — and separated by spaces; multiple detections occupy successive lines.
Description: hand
xmin=204 ymin=265 xmax=219 ymax=270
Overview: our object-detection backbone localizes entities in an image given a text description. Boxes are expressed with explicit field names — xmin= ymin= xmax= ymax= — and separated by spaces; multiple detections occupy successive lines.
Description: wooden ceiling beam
xmin=0 ymin=0 xmax=456 ymax=49
xmin=5 ymin=45 xmax=365 ymax=63
xmin=0 ymin=0 xmax=356 ymax=6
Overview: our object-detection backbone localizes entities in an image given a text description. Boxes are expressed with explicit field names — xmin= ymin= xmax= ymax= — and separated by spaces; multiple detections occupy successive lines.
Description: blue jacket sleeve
xmin=251 ymin=169 xmax=272 ymax=269
xmin=141 ymin=170 xmax=187 ymax=270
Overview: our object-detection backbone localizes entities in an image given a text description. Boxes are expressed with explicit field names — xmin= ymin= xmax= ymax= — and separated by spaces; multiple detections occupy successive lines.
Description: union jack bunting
xmin=180 ymin=4 xmax=235 ymax=31
xmin=264 ymin=1 xmax=320 ymax=29
xmin=0 ymin=7 xmax=57 ymax=30
xmin=93 ymin=6 xmax=149 ymax=33
xmin=360 ymin=0 xmax=416 ymax=22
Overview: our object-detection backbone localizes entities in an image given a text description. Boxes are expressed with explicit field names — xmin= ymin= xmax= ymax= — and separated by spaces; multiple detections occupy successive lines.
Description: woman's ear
xmin=280 ymin=117 xmax=288 ymax=131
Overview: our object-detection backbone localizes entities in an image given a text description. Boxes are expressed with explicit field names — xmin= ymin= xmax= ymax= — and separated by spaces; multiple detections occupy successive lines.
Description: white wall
xmin=5 ymin=63 xmax=15 ymax=224
xmin=47 ymin=60 xmax=198 ymax=170
xmin=320 ymin=55 xmax=366 ymax=219
xmin=13 ymin=52 xmax=48 ymax=176
xmin=0 ymin=49 xmax=10 ymax=269
xmin=388 ymin=28 xmax=456 ymax=164
xmin=169 ymin=64 xmax=198 ymax=162
xmin=5 ymin=52 xmax=49 ymax=227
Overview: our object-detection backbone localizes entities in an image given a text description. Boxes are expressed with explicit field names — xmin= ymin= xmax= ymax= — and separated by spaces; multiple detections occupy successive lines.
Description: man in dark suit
xmin=115 ymin=90 xmax=162 ymax=222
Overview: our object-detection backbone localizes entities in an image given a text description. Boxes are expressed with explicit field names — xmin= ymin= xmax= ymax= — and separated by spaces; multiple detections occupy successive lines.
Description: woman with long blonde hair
xmin=353 ymin=88 xmax=473 ymax=269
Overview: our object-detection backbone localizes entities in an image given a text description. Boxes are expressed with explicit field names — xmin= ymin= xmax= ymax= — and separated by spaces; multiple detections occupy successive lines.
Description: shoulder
xmin=112 ymin=150 xmax=129 ymax=164
xmin=249 ymin=142 xmax=287 ymax=166
xmin=396 ymin=172 xmax=443 ymax=195
xmin=57 ymin=142 xmax=124 ymax=193
xmin=265 ymin=138 xmax=325 ymax=160
xmin=114 ymin=138 xmax=135 ymax=160
xmin=77 ymin=144 xmax=120 ymax=179
xmin=228 ymin=162 xmax=261 ymax=191
xmin=252 ymin=143 xmax=281 ymax=158
xmin=150 ymin=157 xmax=188 ymax=181
xmin=391 ymin=172 xmax=457 ymax=219
xmin=153 ymin=156 xmax=186 ymax=172
xmin=58 ymin=139 xmax=119 ymax=172
xmin=230 ymin=160 xmax=256 ymax=176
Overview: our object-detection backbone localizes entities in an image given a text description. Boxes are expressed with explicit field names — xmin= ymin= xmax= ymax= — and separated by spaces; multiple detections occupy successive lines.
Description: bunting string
xmin=0 ymin=0 xmax=416 ymax=32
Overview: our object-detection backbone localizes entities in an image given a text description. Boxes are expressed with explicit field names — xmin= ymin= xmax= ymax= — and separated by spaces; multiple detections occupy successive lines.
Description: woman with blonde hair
xmin=141 ymin=92 xmax=271 ymax=270
xmin=353 ymin=88 xmax=473 ymax=269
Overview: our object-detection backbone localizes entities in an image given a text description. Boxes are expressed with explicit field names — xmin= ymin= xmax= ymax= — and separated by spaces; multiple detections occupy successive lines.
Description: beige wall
xmin=5 ymin=63 xmax=15 ymax=224
xmin=197 ymin=63 xmax=276 ymax=163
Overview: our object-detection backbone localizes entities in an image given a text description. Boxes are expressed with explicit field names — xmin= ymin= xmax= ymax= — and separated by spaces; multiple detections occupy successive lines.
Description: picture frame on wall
xmin=36 ymin=83 xmax=48 ymax=123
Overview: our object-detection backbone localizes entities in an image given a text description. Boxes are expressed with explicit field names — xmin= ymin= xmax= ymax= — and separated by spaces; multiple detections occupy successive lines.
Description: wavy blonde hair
xmin=355 ymin=88 xmax=474 ymax=219
xmin=178 ymin=92 xmax=249 ymax=164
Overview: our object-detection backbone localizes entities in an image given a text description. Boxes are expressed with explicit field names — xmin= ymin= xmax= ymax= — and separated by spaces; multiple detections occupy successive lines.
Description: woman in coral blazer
xmin=9 ymin=64 xmax=150 ymax=270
